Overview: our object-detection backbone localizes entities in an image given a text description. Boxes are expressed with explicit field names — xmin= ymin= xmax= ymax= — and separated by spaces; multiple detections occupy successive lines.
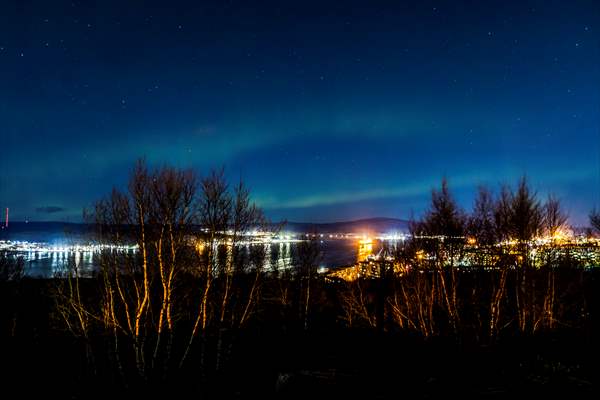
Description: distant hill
xmin=0 ymin=221 xmax=92 ymax=244
xmin=280 ymin=218 xmax=410 ymax=234
xmin=0 ymin=218 xmax=411 ymax=243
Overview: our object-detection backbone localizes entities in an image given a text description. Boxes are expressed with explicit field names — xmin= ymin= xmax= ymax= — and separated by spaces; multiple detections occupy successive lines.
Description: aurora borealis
xmin=1 ymin=0 xmax=598 ymax=224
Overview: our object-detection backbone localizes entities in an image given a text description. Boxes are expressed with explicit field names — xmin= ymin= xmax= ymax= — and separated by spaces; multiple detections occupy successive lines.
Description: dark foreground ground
xmin=2 ymin=329 xmax=597 ymax=399
xmin=1 ymin=275 xmax=598 ymax=399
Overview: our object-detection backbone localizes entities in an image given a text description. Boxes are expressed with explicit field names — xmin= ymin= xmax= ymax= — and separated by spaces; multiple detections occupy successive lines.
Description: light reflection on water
xmin=11 ymin=240 xmax=371 ymax=278
xmin=14 ymin=250 xmax=97 ymax=277
xmin=357 ymin=242 xmax=373 ymax=263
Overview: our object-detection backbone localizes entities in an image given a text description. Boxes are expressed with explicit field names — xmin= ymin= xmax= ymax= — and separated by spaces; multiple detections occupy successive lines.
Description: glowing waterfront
xmin=327 ymin=234 xmax=600 ymax=282
xmin=0 ymin=240 xmax=139 ymax=253
xmin=3 ymin=230 xmax=600 ymax=279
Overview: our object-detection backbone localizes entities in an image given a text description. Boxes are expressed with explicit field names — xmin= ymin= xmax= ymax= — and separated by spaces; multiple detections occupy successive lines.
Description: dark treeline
xmin=1 ymin=162 xmax=598 ymax=398
xmin=341 ymin=177 xmax=594 ymax=338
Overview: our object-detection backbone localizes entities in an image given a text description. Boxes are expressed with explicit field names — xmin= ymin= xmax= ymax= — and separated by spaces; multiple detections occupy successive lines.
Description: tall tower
xmin=4 ymin=207 xmax=8 ymax=229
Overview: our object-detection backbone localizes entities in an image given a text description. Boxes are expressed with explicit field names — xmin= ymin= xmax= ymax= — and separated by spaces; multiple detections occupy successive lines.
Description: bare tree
xmin=485 ymin=185 xmax=514 ymax=340
xmin=293 ymin=235 xmax=321 ymax=330
xmin=230 ymin=180 xmax=267 ymax=328
xmin=468 ymin=186 xmax=497 ymax=267
xmin=180 ymin=168 xmax=267 ymax=371
xmin=468 ymin=186 xmax=496 ymax=246
xmin=543 ymin=194 xmax=568 ymax=239
xmin=92 ymin=161 xmax=198 ymax=377
xmin=535 ymin=195 xmax=568 ymax=332
xmin=590 ymin=209 xmax=600 ymax=233
xmin=506 ymin=177 xmax=543 ymax=333
xmin=416 ymin=178 xmax=466 ymax=333
xmin=339 ymin=280 xmax=377 ymax=329
xmin=387 ymin=271 xmax=436 ymax=337
xmin=493 ymin=185 xmax=513 ymax=243
xmin=187 ymin=168 xmax=231 ymax=345
xmin=149 ymin=165 xmax=197 ymax=368
xmin=508 ymin=177 xmax=543 ymax=247
xmin=0 ymin=255 xmax=25 ymax=338
xmin=54 ymin=160 xmax=203 ymax=380
xmin=422 ymin=179 xmax=466 ymax=241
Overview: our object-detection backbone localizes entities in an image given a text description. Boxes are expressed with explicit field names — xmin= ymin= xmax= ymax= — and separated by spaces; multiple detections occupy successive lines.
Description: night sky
xmin=1 ymin=0 xmax=599 ymax=224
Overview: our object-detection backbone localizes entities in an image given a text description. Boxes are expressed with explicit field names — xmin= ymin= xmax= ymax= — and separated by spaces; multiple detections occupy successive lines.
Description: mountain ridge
xmin=280 ymin=217 xmax=410 ymax=234
xmin=1 ymin=218 xmax=411 ymax=236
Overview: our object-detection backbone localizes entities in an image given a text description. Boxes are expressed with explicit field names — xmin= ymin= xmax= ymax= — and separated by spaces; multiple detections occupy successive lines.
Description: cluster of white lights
xmin=375 ymin=233 xmax=408 ymax=241
xmin=0 ymin=240 xmax=138 ymax=254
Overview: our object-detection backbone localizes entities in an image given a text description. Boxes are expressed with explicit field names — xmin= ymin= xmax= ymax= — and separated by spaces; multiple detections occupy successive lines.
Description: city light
xmin=0 ymin=240 xmax=138 ymax=253
xmin=358 ymin=236 xmax=373 ymax=245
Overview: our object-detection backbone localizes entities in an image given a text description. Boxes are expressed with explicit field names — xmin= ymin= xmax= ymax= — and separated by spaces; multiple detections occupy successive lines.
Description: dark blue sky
xmin=1 ymin=0 xmax=599 ymax=224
